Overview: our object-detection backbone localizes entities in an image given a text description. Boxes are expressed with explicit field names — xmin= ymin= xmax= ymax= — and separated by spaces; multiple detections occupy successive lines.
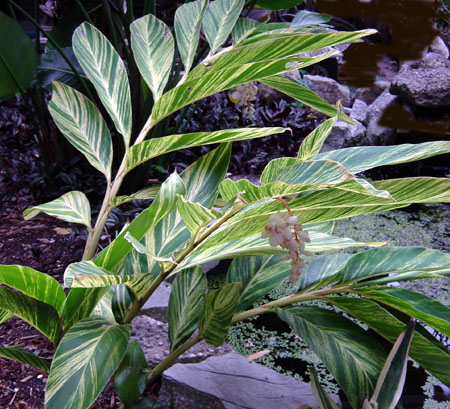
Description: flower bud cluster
xmin=261 ymin=213 xmax=312 ymax=283
xmin=229 ymin=82 xmax=258 ymax=121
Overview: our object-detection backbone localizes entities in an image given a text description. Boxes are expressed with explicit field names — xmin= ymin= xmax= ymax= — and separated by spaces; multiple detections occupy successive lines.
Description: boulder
xmin=390 ymin=53 xmax=450 ymax=108
xmin=424 ymin=36 xmax=449 ymax=60
xmin=303 ymin=74 xmax=351 ymax=106
xmin=131 ymin=316 xmax=233 ymax=367
xmin=325 ymin=120 xmax=367 ymax=150
xmin=158 ymin=352 xmax=341 ymax=409
xmin=353 ymin=80 xmax=389 ymax=105
xmin=350 ymin=98 xmax=369 ymax=125
xmin=140 ymin=282 xmax=171 ymax=322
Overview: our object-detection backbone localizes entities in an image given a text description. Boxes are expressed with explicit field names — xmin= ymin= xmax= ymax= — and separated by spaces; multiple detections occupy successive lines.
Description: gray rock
xmin=158 ymin=352 xmax=341 ymax=409
xmin=390 ymin=53 xmax=450 ymax=108
xmin=350 ymin=99 xmax=369 ymax=124
xmin=353 ymin=80 xmax=390 ymax=105
xmin=325 ymin=120 xmax=367 ymax=150
xmin=131 ymin=316 xmax=233 ymax=367
xmin=366 ymin=90 xmax=398 ymax=145
xmin=303 ymin=74 xmax=351 ymax=106
xmin=140 ymin=282 xmax=171 ymax=322
xmin=424 ymin=36 xmax=449 ymax=60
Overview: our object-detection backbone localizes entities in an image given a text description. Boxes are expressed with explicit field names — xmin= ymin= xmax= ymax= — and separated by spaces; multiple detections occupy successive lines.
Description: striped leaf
xmin=199 ymin=177 xmax=450 ymax=250
xmin=0 ymin=309 xmax=13 ymax=324
xmin=370 ymin=319 xmax=415 ymax=409
xmin=226 ymin=255 xmax=291 ymax=311
xmin=326 ymin=296 xmax=450 ymax=386
xmin=316 ymin=141 xmax=450 ymax=175
xmin=124 ymin=127 xmax=284 ymax=174
xmin=310 ymin=368 xmax=340 ymax=409
xmin=73 ymin=23 xmax=132 ymax=146
xmin=45 ymin=316 xmax=130 ymax=409
xmin=203 ymin=0 xmax=244 ymax=55
xmin=110 ymin=185 xmax=160 ymax=209
xmin=48 ymin=82 xmax=112 ymax=180
xmin=168 ymin=267 xmax=207 ymax=351
xmin=0 ymin=346 xmax=50 ymax=372
xmin=64 ymin=261 xmax=112 ymax=288
xmin=291 ymin=10 xmax=331 ymax=28
xmin=0 ymin=265 xmax=65 ymax=315
xmin=176 ymin=231 xmax=384 ymax=273
xmin=112 ymin=285 xmax=136 ymax=324
xmin=24 ymin=190 xmax=91 ymax=228
xmin=352 ymin=287 xmax=450 ymax=338
xmin=124 ymin=232 xmax=174 ymax=263
xmin=297 ymin=109 xmax=340 ymax=161
xmin=176 ymin=196 xmax=220 ymax=235
xmin=131 ymin=14 xmax=174 ymax=101
xmin=260 ymin=75 xmax=352 ymax=123
xmin=151 ymin=50 xmax=336 ymax=127
xmin=276 ymin=306 xmax=386 ymax=409
xmin=0 ymin=286 xmax=61 ymax=344
xmin=199 ymin=282 xmax=241 ymax=347
xmin=174 ymin=0 xmax=208 ymax=75
xmin=91 ymin=288 xmax=114 ymax=319
xmin=232 ymin=17 xmax=261 ymax=45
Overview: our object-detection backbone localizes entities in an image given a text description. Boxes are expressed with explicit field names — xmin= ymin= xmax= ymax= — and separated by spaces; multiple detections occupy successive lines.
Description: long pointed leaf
xmin=73 ymin=23 xmax=132 ymax=146
xmin=0 ymin=346 xmax=50 ymax=372
xmin=48 ymin=82 xmax=112 ymax=179
xmin=310 ymin=367 xmax=340 ymax=409
xmin=232 ymin=17 xmax=261 ymax=45
xmin=45 ymin=317 xmax=130 ymax=409
xmin=131 ymin=14 xmax=174 ymax=101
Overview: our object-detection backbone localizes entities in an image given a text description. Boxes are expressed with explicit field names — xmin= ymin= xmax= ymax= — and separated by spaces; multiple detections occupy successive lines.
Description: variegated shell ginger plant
xmin=0 ymin=1 xmax=449 ymax=408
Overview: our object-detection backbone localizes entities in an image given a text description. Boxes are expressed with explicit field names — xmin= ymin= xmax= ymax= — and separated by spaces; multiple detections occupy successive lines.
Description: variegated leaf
xmin=203 ymin=0 xmax=244 ymax=55
xmin=124 ymin=127 xmax=284 ymax=174
xmin=168 ymin=267 xmax=207 ymax=351
xmin=110 ymin=185 xmax=160 ymax=209
xmin=64 ymin=261 xmax=112 ymax=288
xmin=199 ymin=177 xmax=450 ymax=250
xmin=0 ymin=346 xmax=50 ymax=372
xmin=276 ymin=306 xmax=386 ymax=409
xmin=199 ymin=283 xmax=241 ymax=347
xmin=45 ymin=317 xmax=130 ymax=409
xmin=24 ymin=191 xmax=91 ymax=228
xmin=0 ymin=286 xmax=61 ymax=344
xmin=91 ymin=287 xmax=114 ymax=319
xmin=73 ymin=23 xmax=132 ymax=146
xmin=310 ymin=368 xmax=340 ymax=409
xmin=316 ymin=141 xmax=450 ymax=174
xmin=48 ymin=82 xmax=112 ymax=179
xmin=226 ymin=255 xmax=291 ymax=311
xmin=70 ymin=272 xmax=152 ymax=289
xmin=232 ymin=17 xmax=261 ymax=45
xmin=124 ymin=232 xmax=174 ymax=263
xmin=175 ymin=0 xmax=208 ymax=76
xmin=352 ymin=287 xmax=450 ymax=338
xmin=176 ymin=196 xmax=220 ymax=235
xmin=0 ymin=309 xmax=13 ymax=324
xmin=326 ymin=297 xmax=450 ymax=386
xmin=291 ymin=10 xmax=331 ymax=28
xmin=131 ymin=14 xmax=174 ymax=101
xmin=260 ymin=75 xmax=352 ymax=123
xmin=0 ymin=264 xmax=65 ymax=315
xmin=112 ymin=285 xmax=136 ymax=324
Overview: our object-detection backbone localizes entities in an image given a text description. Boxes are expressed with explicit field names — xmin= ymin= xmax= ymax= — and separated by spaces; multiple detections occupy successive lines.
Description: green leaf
xmin=45 ymin=317 xmax=130 ymax=409
xmin=0 ymin=11 xmax=38 ymax=97
xmin=226 ymin=255 xmax=291 ymax=311
xmin=259 ymin=75 xmax=352 ymax=123
xmin=0 ymin=264 xmax=65 ymax=315
xmin=64 ymin=260 xmax=112 ymax=287
xmin=110 ymin=185 xmax=160 ymax=209
xmin=168 ymin=267 xmax=207 ymax=351
xmin=124 ymin=127 xmax=284 ymax=174
xmin=291 ymin=10 xmax=331 ymax=28
xmin=0 ymin=286 xmax=61 ymax=344
xmin=256 ymin=0 xmax=305 ymax=10
xmin=114 ymin=341 xmax=147 ymax=408
xmin=352 ymin=287 xmax=450 ymax=338
xmin=203 ymin=0 xmax=245 ymax=55
xmin=131 ymin=14 xmax=174 ymax=101
xmin=73 ymin=23 xmax=132 ymax=146
xmin=175 ymin=0 xmax=208 ymax=76
xmin=276 ymin=306 xmax=385 ymax=409
xmin=370 ymin=319 xmax=415 ymax=409
xmin=232 ymin=18 xmax=261 ymax=45
xmin=24 ymin=190 xmax=91 ymax=228
xmin=316 ymin=141 xmax=450 ymax=174
xmin=112 ymin=284 xmax=136 ymax=324
xmin=48 ymin=81 xmax=113 ymax=179
xmin=0 ymin=309 xmax=13 ymax=325
xmin=199 ymin=282 xmax=241 ymax=347
xmin=0 ymin=346 xmax=50 ymax=373
xmin=326 ymin=296 xmax=450 ymax=386
xmin=309 ymin=367 xmax=340 ymax=409
xmin=176 ymin=196 xmax=220 ymax=235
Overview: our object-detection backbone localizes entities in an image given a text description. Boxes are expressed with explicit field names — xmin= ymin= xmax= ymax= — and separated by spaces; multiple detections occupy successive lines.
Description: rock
xmin=424 ymin=36 xmax=449 ymax=60
xmin=366 ymin=90 xmax=399 ymax=145
xmin=325 ymin=120 xmax=367 ymax=150
xmin=139 ymin=282 xmax=171 ymax=322
xmin=303 ymin=74 xmax=351 ymax=106
xmin=390 ymin=53 xmax=450 ymax=108
xmin=353 ymin=81 xmax=390 ymax=105
xmin=350 ymin=99 xmax=369 ymax=124
xmin=158 ymin=352 xmax=341 ymax=409
xmin=131 ymin=316 xmax=233 ymax=367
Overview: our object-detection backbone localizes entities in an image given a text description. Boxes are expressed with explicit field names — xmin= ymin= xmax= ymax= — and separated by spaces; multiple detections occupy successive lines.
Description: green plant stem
xmin=102 ymin=0 xmax=120 ymax=51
